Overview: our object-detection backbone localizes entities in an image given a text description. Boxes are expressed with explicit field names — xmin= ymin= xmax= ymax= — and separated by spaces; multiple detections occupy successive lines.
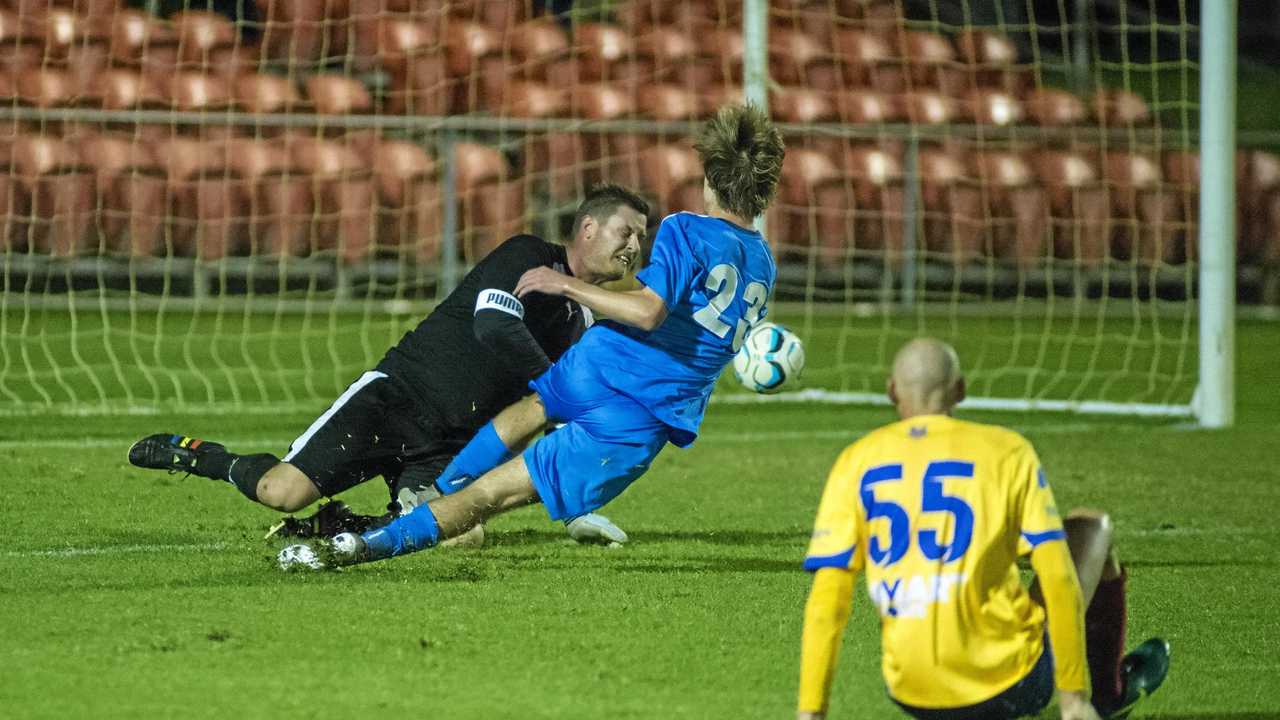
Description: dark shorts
xmin=892 ymin=640 xmax=1054 ymax=720
xmin=282 ymin=371 xmax=461 ymax=501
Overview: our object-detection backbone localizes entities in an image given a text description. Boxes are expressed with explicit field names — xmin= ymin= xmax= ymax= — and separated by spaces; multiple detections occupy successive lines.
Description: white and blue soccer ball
xmin=733 ymin=322 xmax=805 ymax=394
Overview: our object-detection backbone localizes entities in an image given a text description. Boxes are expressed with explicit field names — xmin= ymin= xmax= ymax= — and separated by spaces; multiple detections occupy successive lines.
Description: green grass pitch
xmin=2 ymin=316 xmax=1279 ymax=719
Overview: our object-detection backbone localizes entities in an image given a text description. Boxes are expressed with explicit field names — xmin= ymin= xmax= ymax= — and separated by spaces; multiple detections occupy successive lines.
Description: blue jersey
xmin=577 ymin=212 xmax=776 ymax=447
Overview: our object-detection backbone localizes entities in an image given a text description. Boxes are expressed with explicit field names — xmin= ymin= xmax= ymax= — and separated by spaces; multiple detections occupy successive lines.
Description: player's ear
xmin=886 ymin=377 xmax=898 ymax=406
xmin=580 ymin=214 xmax=598 ymax=242
xmin=953 ymin=376 xmax=967 ymax=406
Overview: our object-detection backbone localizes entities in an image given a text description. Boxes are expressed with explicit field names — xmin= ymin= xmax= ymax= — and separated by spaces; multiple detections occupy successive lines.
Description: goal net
xmin=0 ymin=0 xmax=1236 ymax=419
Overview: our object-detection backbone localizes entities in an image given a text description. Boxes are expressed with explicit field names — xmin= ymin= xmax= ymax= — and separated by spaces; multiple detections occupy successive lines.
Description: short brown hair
xmin=571 ymin=183 xmax=650 ymax=239
xmin=693 ymin=103 xmax=785 ymax=219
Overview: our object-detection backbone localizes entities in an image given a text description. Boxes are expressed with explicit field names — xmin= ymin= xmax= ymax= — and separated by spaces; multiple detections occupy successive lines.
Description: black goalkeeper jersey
xmin=375 ymin=235 xmax=586 ymax=438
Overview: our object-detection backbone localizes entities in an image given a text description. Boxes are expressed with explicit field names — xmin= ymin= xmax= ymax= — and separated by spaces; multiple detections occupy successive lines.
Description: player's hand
xmin=565 ymin=513 xmax=628 ymax=545
xmin=515 ymin=266 xmax=575 ymax=299
xmin=1058 ymin=690 xmax=1102 ymax=720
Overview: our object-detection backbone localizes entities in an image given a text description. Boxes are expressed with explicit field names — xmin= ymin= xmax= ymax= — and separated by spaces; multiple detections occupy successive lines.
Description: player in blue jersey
xmin=279 ymin=103 xmax=786 ymax=569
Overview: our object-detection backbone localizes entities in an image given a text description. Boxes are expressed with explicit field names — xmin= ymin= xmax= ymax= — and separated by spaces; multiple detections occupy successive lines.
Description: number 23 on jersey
xmin=692 ymin=263 xmax=768 ymax=351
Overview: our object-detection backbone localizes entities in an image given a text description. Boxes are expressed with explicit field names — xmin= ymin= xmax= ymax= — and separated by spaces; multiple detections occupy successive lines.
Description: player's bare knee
xmin=256 ymin=469 xmax=317 ymax=512
xmin=1064 ymin=508 xmax=1113 ymax=550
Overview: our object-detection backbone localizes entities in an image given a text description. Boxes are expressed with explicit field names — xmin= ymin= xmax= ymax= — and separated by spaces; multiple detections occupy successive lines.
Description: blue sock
xmin=361 ymin=503 xmax=440 ymax=559
xmin=435 ymin=422 xmax=512 ymax=495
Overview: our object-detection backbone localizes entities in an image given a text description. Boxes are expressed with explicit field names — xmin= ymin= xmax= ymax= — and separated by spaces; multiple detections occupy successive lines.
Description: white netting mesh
xmin=0 ymin=1 xmax=1256 ymax=414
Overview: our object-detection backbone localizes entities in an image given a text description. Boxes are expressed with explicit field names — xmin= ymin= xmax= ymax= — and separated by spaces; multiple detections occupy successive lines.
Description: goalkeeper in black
xmin=128 ymin=184 xmax=649 ymax=545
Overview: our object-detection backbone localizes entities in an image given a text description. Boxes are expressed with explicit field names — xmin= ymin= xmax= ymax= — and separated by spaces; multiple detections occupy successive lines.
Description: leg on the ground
xmin=255 ymin=462 xmax=322 ymax=512
xmin=127 ymin=433 xmax=283 ymax=504
xmin=435 ymin=394 xmax=549 ymax=494
xmin=358 ymin=455 xmax=539 ymax=561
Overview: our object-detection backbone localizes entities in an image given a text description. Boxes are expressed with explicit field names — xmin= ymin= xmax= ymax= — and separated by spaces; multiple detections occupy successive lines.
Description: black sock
xmin=225 ymin=453 xmax=279 ymax=502
xmin=192 ymin=445 xmax=237 ymax=480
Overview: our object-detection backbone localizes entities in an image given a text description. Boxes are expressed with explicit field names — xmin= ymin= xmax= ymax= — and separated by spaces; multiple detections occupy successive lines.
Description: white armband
xmin=475 ymin=289 xmax=524 ymax=319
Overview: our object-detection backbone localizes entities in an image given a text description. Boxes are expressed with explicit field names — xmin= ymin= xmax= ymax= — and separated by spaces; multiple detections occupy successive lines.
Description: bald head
xmin=887 ymin=338 xmax=965 ymax=418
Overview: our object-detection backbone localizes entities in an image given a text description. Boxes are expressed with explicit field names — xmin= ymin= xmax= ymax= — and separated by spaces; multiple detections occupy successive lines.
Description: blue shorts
xmin=892 ymin=639 xmax=1054 ymax=720
xmin=525 ymin=346 xmax=669 ymax=521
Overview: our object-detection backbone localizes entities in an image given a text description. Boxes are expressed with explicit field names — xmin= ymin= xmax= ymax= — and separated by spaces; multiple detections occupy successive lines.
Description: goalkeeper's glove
xmin=565 ymin=513 xmax=628 ymax=545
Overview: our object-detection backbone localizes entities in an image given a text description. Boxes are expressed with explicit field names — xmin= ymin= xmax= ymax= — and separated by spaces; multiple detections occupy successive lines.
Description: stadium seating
xmin=0 ymin=0 xmax=1265 ymax=286
xmin=78 ymin=132 xmax=166 ymax=256
xmin=373 ymin=138 xmax=442 ymax=262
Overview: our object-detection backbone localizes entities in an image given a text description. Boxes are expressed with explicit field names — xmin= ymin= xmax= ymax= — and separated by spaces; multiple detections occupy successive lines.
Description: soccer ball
xmin=733 ymin=322 xmax=804 ymax=394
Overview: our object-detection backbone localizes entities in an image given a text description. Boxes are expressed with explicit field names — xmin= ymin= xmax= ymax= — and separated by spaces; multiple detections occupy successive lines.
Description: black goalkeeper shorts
xmin=282 ymin=370 xmax=461 ymax=500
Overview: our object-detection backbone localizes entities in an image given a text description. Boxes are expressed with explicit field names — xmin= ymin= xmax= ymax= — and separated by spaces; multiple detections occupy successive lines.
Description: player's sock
xmin=360 ymin=502 xmax=441 ymax=559
xmin=224 ymin=453 xmax=279 ymax=502
xmin=434 ymin=422 xmax=511 ymax=495
xmin=1086 ymin=568 xmax=1128 ymax=712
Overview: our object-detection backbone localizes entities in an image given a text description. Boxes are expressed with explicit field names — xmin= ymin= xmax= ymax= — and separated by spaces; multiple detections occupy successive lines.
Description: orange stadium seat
xmin=1103 ymin=151 xmax=1181 ymax=265
xmin=77 ymin=132 xmax=166 ymax=256
xmin=255 ymin=0 xmax=329 ymax=68
xmin=637 ymin=83 xmax=701 ymax=124
xmin=507 ymin=18 xmax=570 ymax=83
xmin=704 ymin=27 xmax=744 ymax=84
xmin=1244 ymin=151 xmax=1280 ymax=266
xmin=218 ymin=136 xmax=311 ymax=258
xmin=281 ymin=135 xmax=377 ymax=262
xmin=450 ymin=0 xmax=527 ymax=34
xmin=638 ymin=142 xmax=702 ymax=216
xmin=1032 ymin=149 xmax=1110 ymax=267
xmin=834 ymin=90 xmax=901 ymax=124
xmin=561 ymin=83 xmax=640 ymax=196
xmin=158 ymin=135 xmax=243 ymax=259
xmin=954 ymin=29 xmax=1029 ymax=94
xmin=165 ymin=72 xmax=236 ymax=138
xmin=900 ymin=30 xmax=964 ymax=96
xmin=499 ymin=81 xmax=567 ymax=186
xmin=616 ymin=0 xmax=719 ymax=30
xmin=1024 ymin=88 xmax=1089 ymax=126
xmin=452 ymin=141 xmax=523 ymax=261
xmin=634 ymin=24 xmax=699 ymax=85
xmin=915 ymin=145 xmax=985 ymax=266
xmin=834 ymin=29 xmax=905 ymax=94
xmin=37 ymin=9 xmax=110 ymax=99
xmin=772 ymin=146 xmax=845 ymax=267
xmin=968 ymin=89 xmax=1025 ymax=127
xmin=377 ymin=16 xmax=448 ymax=116
xmin=1092 ymin=88 xmax=1152 ymax=127
xmin=15 ymin=68 xmax=88 ymax=136
xmin=93 ymin=69 xmax=167 ymax=140
xmin=234 ymin=73 xmax=307 ymax=116
xmin=0 ymin=10 xmax=41 ymax=75
xmin=836 ymin=144 xmax=906 ymax=266
xmin=2 ymin=134 xmax=95 ymax=255
xmin=768 ymin=27 xmax=835 ymax=88
xmin=328 ymin=0 xmax=444 ymax=73
xmin=108 ymin=9 xmax=179 ymax=78
xmin=373 ymin=138 xmax=442 ymax=262
xmin=974 ymin=151 xmax=1048 ymax=268
xmin=772 ymin=86 xmax=839 ymax=155
xmin=445 ymin=20 xmax=503 ymax=112
xmin=171 ymin=10 xmax=237 ymax=70
xmin=7 ymin=0 xmax=121 ymax=17
xmin=306 ymin=74 xmax=374 ymax=115
xmin=305 ymin=75 xmax=380 ymax=169
xmin=898 ymin=91 xmax=965 ymax=126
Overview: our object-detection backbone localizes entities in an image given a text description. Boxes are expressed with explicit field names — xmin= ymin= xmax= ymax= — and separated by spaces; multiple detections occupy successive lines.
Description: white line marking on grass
xmin=4 ymin=542 xmax=228 ymax=558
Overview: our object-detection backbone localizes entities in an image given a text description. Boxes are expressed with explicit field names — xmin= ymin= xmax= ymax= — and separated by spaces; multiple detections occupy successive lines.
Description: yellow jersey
xmin=804 ymin=414 xmax=1072 ymax=708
